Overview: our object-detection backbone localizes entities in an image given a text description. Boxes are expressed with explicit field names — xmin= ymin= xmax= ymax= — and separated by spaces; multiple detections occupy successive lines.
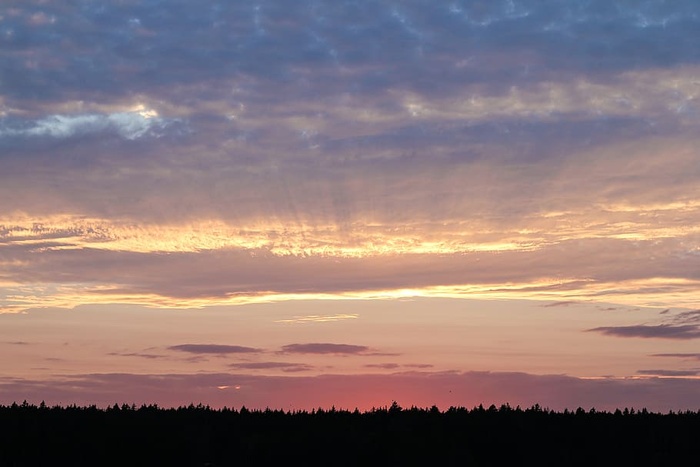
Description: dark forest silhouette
xmin=1 ymin=401 xmax=698 ymax=466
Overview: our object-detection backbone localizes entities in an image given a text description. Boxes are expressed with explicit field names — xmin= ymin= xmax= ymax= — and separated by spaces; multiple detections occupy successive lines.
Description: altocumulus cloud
xmin=3 ymin=0 xmax=700 ymax=100
xmin=1 ymin=0 xmax=700 ymax=312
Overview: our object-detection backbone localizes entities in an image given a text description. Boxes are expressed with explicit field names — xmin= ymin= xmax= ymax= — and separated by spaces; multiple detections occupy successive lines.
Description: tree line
xmin=1 ymin=401 xmax=698 ymax=466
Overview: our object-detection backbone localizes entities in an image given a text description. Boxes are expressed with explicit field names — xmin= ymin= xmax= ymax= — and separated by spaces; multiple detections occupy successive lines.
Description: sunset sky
xmin=2 ymin=0 xmax=700 ymax=412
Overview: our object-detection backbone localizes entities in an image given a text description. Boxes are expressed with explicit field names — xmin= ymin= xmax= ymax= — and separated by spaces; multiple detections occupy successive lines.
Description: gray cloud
xmin=588 ymin=325 xmax=700 ymax=340
xmin=280 ymin=343 xmax=370 ymax=355
xmin=590 ymin=309 xmax=700 ymax=340
xmin=2 ymin=0 xmax=699 ymax=105
xmin=668 ymin=310 xmax=700 ymax=325
xmin=168 ymin=344 xmax=261 ymax=354
xmin=651 ymin=353 xmax=700 ymax=360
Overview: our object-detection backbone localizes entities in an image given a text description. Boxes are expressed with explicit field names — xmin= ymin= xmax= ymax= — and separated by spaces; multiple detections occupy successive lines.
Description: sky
xmin=1 ymin=0 xmax=700 ymax=412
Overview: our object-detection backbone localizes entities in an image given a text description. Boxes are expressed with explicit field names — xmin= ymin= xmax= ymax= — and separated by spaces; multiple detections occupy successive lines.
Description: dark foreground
xmin=1 ymin=402 xmax=699 ymax=466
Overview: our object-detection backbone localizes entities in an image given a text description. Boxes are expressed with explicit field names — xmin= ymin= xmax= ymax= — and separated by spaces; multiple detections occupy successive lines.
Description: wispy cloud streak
xmin=588 ymin=325 xmax=700 ymax=340
xmin=168 ymin=344 xmax=261 ymax=355
xmin=280 ymin=343 xmax=371 ymax=355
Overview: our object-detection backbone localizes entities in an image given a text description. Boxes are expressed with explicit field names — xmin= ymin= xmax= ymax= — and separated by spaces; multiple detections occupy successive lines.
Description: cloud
xmin=2 ymin=235 xmax=700 ymax=313
xmin=651 ymin=353 xmax=700 ymax=360
xmin=364 ymin=363 xmax=435 ymax=370
xmin=542 ymin=301 xmax=579 ymax=308
xmin=636 ymin=369 xmax=700 ymax=377
xmin=168 ymin=344 xmax=261 ymax=354
xmin=1 ymin=0 xmax=700 ymax=313
xmin=4 ymin=0 xmax=700 ymax=105
xmin=587 ymin=324 xmax=700 ymax=340
xmin=107 ymin=352 xmax=166 ymax=360
xmin=364 ymin=363 xmax=401 ymax=370
xmin=280 ymin=343 xmax=370 ymax=355
xmin=590 ymin=310 xmax=700 ymax=340
xmin=274 ymin=314 xmax=359 ymax=324
xmin=0 ymin=111 xmax=177 ymax=140
xmin=668 ymin=310 xmax=700 ymax=325
xmin=229 ymin=362 xmax=313 ymax=372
